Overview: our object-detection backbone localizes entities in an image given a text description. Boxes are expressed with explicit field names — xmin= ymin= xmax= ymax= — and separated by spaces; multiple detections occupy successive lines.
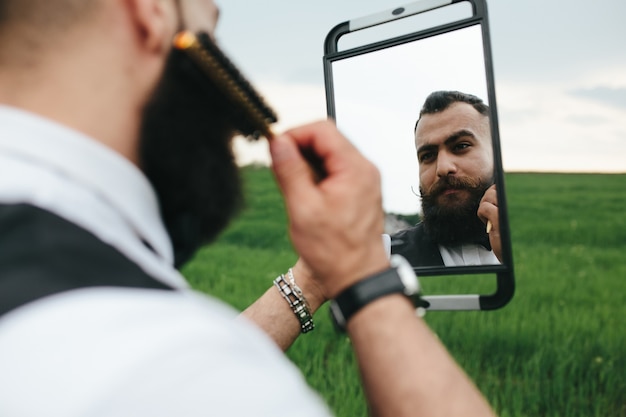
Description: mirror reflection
xmin=328 ymin=24 xmax=503 ymax=269
xmin=389 ymin=90 xmax=501 ymax=267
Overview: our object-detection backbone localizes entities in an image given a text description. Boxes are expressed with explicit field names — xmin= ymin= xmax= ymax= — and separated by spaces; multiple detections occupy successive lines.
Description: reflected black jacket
xmin=390 ymin=223 xmax=444 ymax=267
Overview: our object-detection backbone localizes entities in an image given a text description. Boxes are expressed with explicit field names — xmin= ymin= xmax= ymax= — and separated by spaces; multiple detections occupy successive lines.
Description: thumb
xmin=270 ymin=134 xmax=316 ymax=198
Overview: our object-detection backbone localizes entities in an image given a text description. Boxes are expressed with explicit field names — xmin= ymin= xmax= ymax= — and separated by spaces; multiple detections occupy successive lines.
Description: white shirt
xmin=438 ymin=244 xmax=500 ymax=266
xmin=0 ymin=105 xmax=331 ymax=416
xmin=383 ymin=233 xmax=499 ymax=266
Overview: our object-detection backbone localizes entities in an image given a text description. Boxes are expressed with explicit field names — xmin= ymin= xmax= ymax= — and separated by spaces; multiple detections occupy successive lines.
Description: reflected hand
xmin=477 ymin=184 xmax=501 ymax=262
xmin=270 ymin=121 xmax=389 ymax=299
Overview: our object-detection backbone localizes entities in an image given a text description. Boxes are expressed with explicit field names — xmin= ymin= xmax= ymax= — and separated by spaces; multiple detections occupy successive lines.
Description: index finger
xmin=480 ymin=184 xmax=498 ymax=206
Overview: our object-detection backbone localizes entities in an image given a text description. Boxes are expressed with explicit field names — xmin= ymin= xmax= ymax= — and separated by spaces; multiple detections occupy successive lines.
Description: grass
xmin=182 ymin=167 xmax=626 ymax=417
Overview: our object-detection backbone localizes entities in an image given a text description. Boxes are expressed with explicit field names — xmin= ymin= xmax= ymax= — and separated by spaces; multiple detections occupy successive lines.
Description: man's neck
xmin=0 ymin=36 xmax=150 ymax=166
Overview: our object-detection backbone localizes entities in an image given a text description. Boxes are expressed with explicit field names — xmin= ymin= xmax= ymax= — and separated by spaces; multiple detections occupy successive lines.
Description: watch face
xmin=391 ymin=255 xmax=420 ymax=295
xmin=330 ymin=255 xmax=422 ymax=332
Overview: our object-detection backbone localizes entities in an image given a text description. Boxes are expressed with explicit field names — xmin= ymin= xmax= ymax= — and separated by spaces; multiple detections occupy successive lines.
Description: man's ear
xmin=125 ymin=0 xmax=178 ymax=54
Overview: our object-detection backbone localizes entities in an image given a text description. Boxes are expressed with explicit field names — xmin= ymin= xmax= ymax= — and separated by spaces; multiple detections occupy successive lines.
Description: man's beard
xmin=139 ymin=48 xmax=244 ymax=268
xmin=420 ymin=175 xmax=492 ymax=247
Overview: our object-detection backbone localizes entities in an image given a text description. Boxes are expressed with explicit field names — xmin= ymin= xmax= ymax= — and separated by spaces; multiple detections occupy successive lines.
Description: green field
xmin=182 ymin=167 xmax=626 ymax=417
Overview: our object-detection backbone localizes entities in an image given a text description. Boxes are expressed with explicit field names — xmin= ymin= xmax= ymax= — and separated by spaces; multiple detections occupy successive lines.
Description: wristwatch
xmin=329 ymin=255 xmax=421 ymax=331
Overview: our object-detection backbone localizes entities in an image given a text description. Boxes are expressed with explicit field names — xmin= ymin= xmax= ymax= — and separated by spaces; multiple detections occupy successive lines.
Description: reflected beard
xmin=139 ymin=48 xmax=243 ymax=268
xmin=420 ymin=176 xmax=491 ymax=246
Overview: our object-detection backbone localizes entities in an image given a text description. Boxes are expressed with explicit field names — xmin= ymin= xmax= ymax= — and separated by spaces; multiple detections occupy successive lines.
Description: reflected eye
xmin=454 ymin=142 xmax=471 ymax=152
xmin=418 ymin=151 xmax=436 ymax=163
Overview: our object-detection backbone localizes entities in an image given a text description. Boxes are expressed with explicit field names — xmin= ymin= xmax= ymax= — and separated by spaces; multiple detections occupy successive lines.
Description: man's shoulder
xmin=0 ymin=287 xmax=331 ymax=416
xmin=390 ymin=222 xmax=444 ymax=267
xmin=0 ymin=203 xmax=175 ymax=317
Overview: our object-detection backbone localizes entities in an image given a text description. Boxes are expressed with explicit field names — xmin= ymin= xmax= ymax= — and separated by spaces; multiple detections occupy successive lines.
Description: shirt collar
xmin=0 ymin=105 xmax=174 ymax=264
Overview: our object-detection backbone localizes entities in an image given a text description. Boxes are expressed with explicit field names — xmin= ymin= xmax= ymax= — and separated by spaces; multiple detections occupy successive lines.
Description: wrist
xmin=324 ymin=254 xmax=390 ymax=300
xmin=274 ymin=270 xmax=315 ymax=334
xmin=291 ymin=261 xmax=327 ymax=311
xmin=329 ymin=255 xmax=421 ymax=332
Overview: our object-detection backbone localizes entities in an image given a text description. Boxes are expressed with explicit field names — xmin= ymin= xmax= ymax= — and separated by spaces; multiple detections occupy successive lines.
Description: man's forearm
xmin=241 ymin=286 xmax=303 ymax=351
xmin=245 ymin=288 xmax=496 ymax=416
xmin=242 ymin=266 xmax=326 ymax=351
xmin=347 ymin=295 xmax=496 ymax=417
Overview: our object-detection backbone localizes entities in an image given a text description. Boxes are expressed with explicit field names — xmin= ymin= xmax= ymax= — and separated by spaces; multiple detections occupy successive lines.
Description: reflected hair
xmin=414 ymin=90 xmax=489 ymax=131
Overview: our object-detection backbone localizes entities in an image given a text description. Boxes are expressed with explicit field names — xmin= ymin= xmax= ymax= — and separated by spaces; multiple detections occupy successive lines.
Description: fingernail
xmin=270 ymin=134 xmax=295 ymax=163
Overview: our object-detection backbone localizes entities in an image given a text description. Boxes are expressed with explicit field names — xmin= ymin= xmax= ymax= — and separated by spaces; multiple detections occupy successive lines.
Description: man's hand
xmin=179 ymin=0 xmax=220 ymax=37
xmin=269 ymin=120 xmax=389 ymax=299
xmin=250 ymin=121 xmax=496 ymax=417
xmin=477 ymin=184 xmax=501 ymax=262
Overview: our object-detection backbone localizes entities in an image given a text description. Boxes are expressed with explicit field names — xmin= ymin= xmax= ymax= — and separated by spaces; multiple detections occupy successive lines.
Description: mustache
xmin=423 ymin=175 xmax=483 ymax=198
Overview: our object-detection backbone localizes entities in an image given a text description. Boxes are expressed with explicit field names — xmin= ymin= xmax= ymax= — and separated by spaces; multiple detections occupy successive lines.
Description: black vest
xmin=0 ymin=204 xmax=175 ymax=317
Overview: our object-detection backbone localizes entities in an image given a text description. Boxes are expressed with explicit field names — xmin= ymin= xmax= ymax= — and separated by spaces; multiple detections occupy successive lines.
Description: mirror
xmin=323 ymin=0 xmax=514 ymax=310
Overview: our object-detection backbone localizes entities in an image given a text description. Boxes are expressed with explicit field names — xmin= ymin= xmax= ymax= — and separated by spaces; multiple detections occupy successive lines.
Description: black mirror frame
xmin=322 ymin=0 xmax=514 ymax=310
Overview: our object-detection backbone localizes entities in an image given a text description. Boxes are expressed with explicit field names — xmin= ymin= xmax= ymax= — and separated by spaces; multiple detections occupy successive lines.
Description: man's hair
xmin=0 ymin=0 xmax=99 ymax=65
xmin=414 ymin=90 xmax=489 ymax=131
xmin=0 ymin=0 xmax=97 ymax=33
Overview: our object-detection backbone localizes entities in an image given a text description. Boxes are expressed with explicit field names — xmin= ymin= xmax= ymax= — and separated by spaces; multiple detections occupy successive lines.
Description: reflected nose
xmin=436 ymin=152 xmax=457 ymax=177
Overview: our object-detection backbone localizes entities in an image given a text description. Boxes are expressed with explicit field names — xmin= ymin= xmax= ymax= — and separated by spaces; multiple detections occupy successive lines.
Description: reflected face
xmin=415 ymin=102 xmax=493 ymax=205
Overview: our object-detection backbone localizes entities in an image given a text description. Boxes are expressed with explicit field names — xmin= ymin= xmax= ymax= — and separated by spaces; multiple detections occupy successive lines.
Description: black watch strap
xmin=330 ymin=266 xmax=405 ymax=331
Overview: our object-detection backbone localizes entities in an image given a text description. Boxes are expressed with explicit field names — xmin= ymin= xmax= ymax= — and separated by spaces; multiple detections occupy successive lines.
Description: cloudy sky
xmin=214 ymin=0 xmax=626 ymax=174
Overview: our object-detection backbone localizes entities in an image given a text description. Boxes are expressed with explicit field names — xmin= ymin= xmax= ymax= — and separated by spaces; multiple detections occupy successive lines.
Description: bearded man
xmin=0 ymin=2 xmax=496 ymax=416
xmin=392 ymin=91 xmax=502 ymax=267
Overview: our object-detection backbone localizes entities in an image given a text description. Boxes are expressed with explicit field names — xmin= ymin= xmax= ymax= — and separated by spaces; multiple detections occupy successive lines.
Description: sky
xmin=213 ymin=0 xmax=626 ymax=177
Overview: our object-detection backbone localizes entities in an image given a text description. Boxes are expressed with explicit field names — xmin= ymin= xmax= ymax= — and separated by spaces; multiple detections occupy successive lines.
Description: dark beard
xmin=420 ymin=176 xmax=491 ymax=247
xmin=139 ymin=48 xmax=244 ymax=268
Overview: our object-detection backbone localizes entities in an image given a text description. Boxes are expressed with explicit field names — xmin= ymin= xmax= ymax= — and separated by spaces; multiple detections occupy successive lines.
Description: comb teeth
xmin=173 ymin=31 xmax=277 ymax=140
